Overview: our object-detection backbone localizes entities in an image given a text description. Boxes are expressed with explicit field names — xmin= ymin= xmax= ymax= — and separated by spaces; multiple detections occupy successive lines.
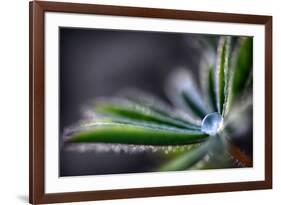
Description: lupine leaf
xmin=66 ymin=122 xmax=208 ymax=145
xmin=94 ymin=99 xmax=200 ymax=130
xmin=166 ymin=69 xmax=208 ymax=119
xmin=157 ymin=138 xmax=215 ymax=171
xmin=192 ymin=136 xmax=235 ymax=169
xmin=195 ymin=150 xmax=234 ymax=169
xmin=231 ymin=37 xmax=253 ymax=97
xmin=118 ymin=89 xmax=201 ymax=126
xmin=215 ymin=37 xmax=231 ymax=114
xmin=181 ymin=92 xmax=206 ymax=119
xmin=99 ymin=117 xmax=197 ymax=132
xmin=198 ymin=39 xmax=217 ymax=113
xmin=207 ymin=67 xmax=217 ymax=112
xmin=223 ymin=94 xmax=252 ymax=137
xmin=158 ymin=136 xmax=224 ymax=171
xmin=224 ymin=37 xmax=253 ymax=116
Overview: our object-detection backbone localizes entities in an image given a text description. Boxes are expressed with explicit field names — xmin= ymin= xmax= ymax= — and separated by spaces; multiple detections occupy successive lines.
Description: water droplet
xmin=201 ymin=112 xmax=223 ymax=135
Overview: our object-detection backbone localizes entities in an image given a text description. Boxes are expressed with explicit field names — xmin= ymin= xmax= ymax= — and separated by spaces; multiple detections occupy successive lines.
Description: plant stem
xmin=227 ymin=143 xmax=252 ymax=167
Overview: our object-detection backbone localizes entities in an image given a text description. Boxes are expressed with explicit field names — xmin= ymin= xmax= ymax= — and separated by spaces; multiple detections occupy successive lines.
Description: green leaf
xmin=94 ymin=99 xmax=200 ymax=130
xmin=231 ymin=37 xmax=253 ymax=97
xmin=99 ymin=117 xmax=196 ymax=132
xmin=118 ymin=89 xmax=201 ymax=126
xmin=181 ymin=92 xmax=206 ymax=119
xmin=157 ymin=136 xmax=222 ymax=171
xmin=198 ymin=39 xmax=217 ymax=113
xmin=224 ymin=37 xmax=253 ymax=116
xmin=195 ymin=149 xmax=234 ymax=169
xmin=157 ymin=139 xmax=214 ymax=171
xmin=224 ymin=94 xmax=252 ymax=136
xmin=166 ymin=69 xmax=208 ymax=119
xmin=207 ymin=67 xmax=217 ymax=112
xmin=215 ymin=36 xmax=231 ymax=114
xmin=66 ymin=122 xmax=208 ymax=145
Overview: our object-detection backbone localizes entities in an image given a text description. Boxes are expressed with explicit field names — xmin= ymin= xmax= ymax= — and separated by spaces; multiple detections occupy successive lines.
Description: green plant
xmin=64 ymin=36 xmax=253 ymax=171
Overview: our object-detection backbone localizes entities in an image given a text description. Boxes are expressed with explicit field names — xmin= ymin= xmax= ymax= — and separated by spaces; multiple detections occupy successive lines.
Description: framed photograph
xmin=29 ymin=1 xmax=272 ymax=204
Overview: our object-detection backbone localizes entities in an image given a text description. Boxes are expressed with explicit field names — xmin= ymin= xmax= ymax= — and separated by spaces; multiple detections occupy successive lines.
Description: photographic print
xmin=60 ymin=28 xmax=253 ymax=176
xmin=30 ymin=1 xmax=272 ymax=203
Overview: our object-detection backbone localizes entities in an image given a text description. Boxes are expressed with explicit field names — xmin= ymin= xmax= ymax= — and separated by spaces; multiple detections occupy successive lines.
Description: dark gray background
xmin=59 ymin=27 xmax=215 ymax=176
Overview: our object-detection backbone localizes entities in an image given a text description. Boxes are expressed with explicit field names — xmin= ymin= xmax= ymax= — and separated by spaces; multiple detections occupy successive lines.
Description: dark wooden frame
xmin=29 ymin=1 xmax=272 ymax=204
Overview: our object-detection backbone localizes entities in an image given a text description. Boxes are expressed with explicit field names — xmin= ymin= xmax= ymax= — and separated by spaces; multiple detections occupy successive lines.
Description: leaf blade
xmin=157 ymin=136 xmax=222 ymax=171
xmin=198 ymin=38 xmax=217 ymax=113
xmin=117 ymin=90 xmax=201 ymax=126
xmin=66 ymin=122 xmax=208 ymax=146
xmin=215 ymin=37 xmax=231 ymax=114
xmin=207 ymin=67 xmax=217 ymax=112
xmin=224 ymin=37 xmax=253 ymax=116
xmin=94 ymin=99 xmax=200 ymax=130
xmin=166 ymin=69 xmax=208 ymax=119
xmin=157 ymin=139 xmax=213 ymax=171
